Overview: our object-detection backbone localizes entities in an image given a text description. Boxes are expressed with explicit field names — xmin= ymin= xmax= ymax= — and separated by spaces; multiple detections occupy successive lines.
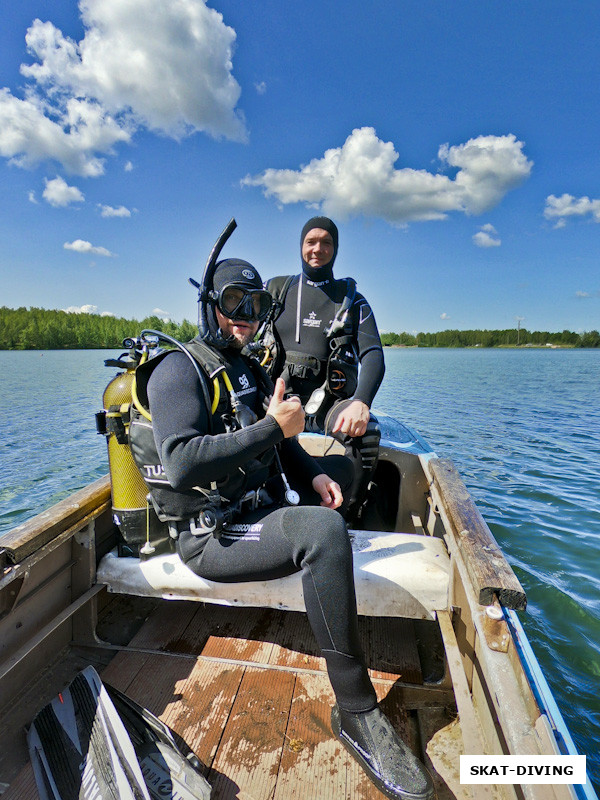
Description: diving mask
xmin=213 ymin=283 xmax=273 ymax=323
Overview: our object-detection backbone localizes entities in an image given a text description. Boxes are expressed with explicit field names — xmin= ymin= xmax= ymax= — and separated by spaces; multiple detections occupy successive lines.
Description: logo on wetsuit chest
xmin=302 ymin=310 xmax=322 ymax=329
xmin=235 ymin=371 xmax=255 ymax=398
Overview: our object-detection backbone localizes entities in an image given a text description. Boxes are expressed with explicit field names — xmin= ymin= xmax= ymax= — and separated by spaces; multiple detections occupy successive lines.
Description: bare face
xmin=215 ymin=308 xmax=259 ymax=349
xmin=302 ymin=228 xmax=335 ymax=269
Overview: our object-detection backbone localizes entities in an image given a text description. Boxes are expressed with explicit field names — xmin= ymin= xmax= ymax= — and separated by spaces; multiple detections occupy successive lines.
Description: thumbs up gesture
xmin=266 ymin=378 xmax=305 ymax=438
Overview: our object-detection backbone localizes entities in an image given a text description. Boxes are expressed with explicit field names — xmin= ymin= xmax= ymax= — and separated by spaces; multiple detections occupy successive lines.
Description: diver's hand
xmin=331 ymin=399 xmax=369 ymax=438
xmin=312 ymin=473 xmax=343 ymax=510
xmin=267 ymin=378 xmax=305 ymax=438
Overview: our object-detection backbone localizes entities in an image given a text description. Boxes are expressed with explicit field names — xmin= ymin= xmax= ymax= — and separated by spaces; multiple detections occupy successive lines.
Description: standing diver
xmin=128 ymin=221 xmax=433 ymax=800
xmin=261 ymin=216 xmax=385 ymax=523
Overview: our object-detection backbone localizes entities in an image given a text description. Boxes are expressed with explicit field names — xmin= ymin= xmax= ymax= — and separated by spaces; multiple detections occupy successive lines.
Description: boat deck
xmin=3 ymin=592 xmax=457 ymax=800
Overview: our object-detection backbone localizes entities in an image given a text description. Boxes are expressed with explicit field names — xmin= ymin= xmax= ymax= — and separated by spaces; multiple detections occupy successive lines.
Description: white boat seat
xmin=96 ymin=530 xmax=450 ymax=621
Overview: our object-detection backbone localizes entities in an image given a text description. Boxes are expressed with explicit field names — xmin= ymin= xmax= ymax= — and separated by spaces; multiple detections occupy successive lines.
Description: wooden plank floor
xmin=5 ymin=598 xmax=456 ymax=800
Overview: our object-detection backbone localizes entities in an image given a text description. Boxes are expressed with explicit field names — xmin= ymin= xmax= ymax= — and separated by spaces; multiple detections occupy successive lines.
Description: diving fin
xmin=104 ymin=680 xmax=211 ymax=800
xmin=27 ymin=665 xmax=211 ymax=800
xmin=28 ymin=665 xmax=151 ymax=800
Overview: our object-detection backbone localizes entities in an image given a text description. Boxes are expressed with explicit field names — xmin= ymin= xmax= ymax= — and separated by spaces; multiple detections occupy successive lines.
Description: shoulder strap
xmin=341 ymin=277 xmax=357 ymax=316
xmin=133 ymin=348 xmax=175 ymax=409
xmin=324 ymin=277 xmax=357 ymax=338
xmin=266 ymin=275 xmax=296 ymax=321
xmin=184 ymin=338 xmax=236 ymax=421
xmin=183 ymin=336 xmax=229 ymax=379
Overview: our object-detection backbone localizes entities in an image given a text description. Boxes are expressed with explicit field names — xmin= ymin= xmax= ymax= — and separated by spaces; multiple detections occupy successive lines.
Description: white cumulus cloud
xmin=63 ymin=304 xmax=115 ymax=315
xmin=0 ymin=0 xmax=245 ymax=176
xmin=43 ymin=175 xmax=85 ymax=207
xmin=64 ymin=239 xmax=114 ymax=256
xmin=99 ymin=203 xmax=131 ymax=217
xmin=473 ymin=222 xmax=501 ymax=248
xmin=242 ymin=127 xmax=532 ymax=225
xmin=63 ymin=304 xmax=98 ymax=313
xmin=152 ymin=307 xmax=171 ymax=321
xmin=544 ymin=193 xmax=600 ymax=227
xmin=0 ymin=88 xmax=125 ymax=176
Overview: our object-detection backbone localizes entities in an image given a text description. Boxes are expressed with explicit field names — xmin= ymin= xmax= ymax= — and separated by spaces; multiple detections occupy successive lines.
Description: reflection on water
xmin=1 ymin=347 xmax=600 ymax=788
xmin=0 ymin=350 xmax=115 ymax=527
xmin=377 ymin=347 xmax=600 ymax=788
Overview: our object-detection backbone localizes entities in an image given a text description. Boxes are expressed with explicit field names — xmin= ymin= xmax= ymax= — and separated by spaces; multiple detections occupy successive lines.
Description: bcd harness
xmin=127 ymin=336 xmax=281 ymax=540
xmin=261 ymin=275 xmax=359 ymax=416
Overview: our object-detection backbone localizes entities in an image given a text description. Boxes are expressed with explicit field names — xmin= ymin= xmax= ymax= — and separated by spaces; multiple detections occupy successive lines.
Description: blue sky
xmin=1 ymin=0 xmax=599 ymax=334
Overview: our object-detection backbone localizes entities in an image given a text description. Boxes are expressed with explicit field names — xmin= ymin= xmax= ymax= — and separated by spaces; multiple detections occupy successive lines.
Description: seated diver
xmin=128 ymin=250 xmax=433 ymax=800
xmin=262 ymin=216 xmax=385 ymax=523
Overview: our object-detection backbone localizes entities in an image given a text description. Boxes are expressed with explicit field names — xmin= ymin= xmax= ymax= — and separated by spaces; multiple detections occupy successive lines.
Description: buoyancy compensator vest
xmin=128 ymin=333 xmax=276 ymax=532
xmin=260 ymin=275 xmax=359 ymax=416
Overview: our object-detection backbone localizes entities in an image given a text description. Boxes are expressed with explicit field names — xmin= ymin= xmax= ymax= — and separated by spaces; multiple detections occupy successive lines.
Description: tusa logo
xmin=142 ymin=464 xmax=166 ymax=479
xmin=239 ymin=374 xmax=250 ymax=389
xmin=242 ymin=269 xmax=255 ymax=280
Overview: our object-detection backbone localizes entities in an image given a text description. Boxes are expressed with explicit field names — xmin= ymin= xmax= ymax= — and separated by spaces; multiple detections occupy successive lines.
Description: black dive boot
xmin=331 ymin=704 xmax=434 ymax=800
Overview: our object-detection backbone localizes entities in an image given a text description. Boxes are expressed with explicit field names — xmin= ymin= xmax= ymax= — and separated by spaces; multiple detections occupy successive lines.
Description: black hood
xmin=300 ymin=216 xmax=338 ymax=278
xmin=213 ymin=258 xmax=263 ymax=293
xmin=206 ymin=258 xmax=265 ymax=345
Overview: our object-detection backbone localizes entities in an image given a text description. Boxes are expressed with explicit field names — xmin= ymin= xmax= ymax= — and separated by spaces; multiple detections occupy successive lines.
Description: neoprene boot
xmin=331 ymin=704 xmax=434 ymax=800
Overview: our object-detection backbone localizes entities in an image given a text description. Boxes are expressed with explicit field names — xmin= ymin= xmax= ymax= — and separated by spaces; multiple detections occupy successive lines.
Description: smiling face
xmin=215 ymin=307 xmax=259 ymax=349
xmin=301 ymin=227 xmax=335 ymax=269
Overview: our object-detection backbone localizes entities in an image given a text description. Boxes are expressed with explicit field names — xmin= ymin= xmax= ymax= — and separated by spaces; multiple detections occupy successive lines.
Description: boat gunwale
xmin=0 ymin=475 xmax=111 ymax=571
xmin=0 ymin=435 xmax=594 ymax=799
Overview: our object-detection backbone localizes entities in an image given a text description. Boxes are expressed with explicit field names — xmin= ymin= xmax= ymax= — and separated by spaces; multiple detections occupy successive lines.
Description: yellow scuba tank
xmin=97 ymin=339 xmax=169 ymax=558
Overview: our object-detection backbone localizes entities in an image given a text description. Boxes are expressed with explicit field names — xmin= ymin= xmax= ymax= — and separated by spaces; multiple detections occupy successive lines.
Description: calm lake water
xmin=1 ymin=347 xmax=599 ymax=790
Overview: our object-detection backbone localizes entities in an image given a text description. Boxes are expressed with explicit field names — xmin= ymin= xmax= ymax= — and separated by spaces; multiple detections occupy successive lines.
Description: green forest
xmin=1 ymin=306 xmax=599 ymax=349
xmin=379 ymin=328 xmax=600 ymax=348
xmin=0 ymin=306 xmax=198 ymax=350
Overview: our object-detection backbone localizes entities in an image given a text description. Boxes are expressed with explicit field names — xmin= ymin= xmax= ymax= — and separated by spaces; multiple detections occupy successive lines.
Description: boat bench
xmin=97 ymin=530 xmax=450 ymax=621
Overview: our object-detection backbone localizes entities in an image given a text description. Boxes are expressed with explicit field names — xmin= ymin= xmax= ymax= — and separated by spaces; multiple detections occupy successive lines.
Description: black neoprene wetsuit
xmin=270 ymin=266 xmax=385 ymax=411
xmin=145 ymin=348 xmax=377 ymax=713
xmin=266 ymin=266 xmax=384 ymax=521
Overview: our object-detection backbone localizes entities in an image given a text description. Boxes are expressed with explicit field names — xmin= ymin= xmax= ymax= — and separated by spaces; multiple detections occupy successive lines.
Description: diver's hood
xmin=300 ymin=216 xmax=339 ymax=275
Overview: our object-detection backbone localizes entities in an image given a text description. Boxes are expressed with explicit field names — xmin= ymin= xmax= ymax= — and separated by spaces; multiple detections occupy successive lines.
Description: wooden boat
xmin=0 ymin=415 xmax=595 ymax=800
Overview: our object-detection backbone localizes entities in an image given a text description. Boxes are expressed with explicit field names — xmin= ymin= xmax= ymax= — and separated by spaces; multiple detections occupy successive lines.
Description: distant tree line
xmin=381 ymin=327 xmax=600 ymax=348
xmin=0 ymin=306 xmax=197 ymax=350
xmin=1 ymin=306 xmax=599 ymax=349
